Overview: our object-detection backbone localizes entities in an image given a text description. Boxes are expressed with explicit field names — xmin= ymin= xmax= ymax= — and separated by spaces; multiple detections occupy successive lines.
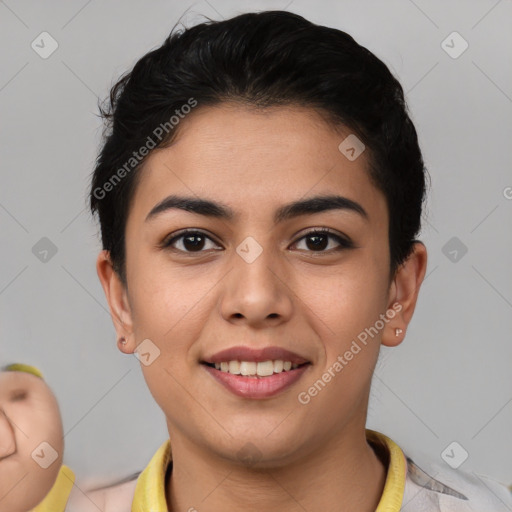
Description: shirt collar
xmin=366 ymin=429 xmax=407 ymax=511
xmin=131 ymin=429 xmax=407 ymax=512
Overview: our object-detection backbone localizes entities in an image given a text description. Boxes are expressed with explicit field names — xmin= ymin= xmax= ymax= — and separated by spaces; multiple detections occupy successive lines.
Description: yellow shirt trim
xmin=132 ymin=429 xmax=407 ymax=511
xmin=366 ymin=429 xmax=407 ymax=512
xmin=132 ymin=441 xmax=171 ymax=512
xmin=31 ymin=465 xmax=75 ymax=512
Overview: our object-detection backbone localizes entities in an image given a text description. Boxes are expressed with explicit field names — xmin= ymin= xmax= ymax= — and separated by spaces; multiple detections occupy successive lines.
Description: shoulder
xmin=402 ymin=452 xmax=512 ymax=512
xmin=65 ymin=476 xmax=138 ymax=512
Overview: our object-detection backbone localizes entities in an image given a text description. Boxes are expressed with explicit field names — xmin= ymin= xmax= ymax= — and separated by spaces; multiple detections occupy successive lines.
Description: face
xmin=98 ymin=103 xmax=426 ymax=466
xmin=0 ymin=371 xmax=63 ymax=512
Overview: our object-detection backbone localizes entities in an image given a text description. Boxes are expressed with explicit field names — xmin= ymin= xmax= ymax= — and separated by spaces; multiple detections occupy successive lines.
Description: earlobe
xmin=382 ymin=242 xmax=428 ymax=348
xmin=117 ymin=335 xmax=133 ymax=354
xmin=96 ymin=250 xmax=135 ymax=352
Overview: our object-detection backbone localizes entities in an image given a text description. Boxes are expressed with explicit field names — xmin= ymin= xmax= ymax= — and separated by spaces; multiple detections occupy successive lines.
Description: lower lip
xmin=202 ymin=364 xmax=310 ymax=399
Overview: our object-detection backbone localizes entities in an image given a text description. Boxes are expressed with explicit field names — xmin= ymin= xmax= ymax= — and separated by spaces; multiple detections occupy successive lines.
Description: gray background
xmin=1 ymin=0 xmax=511 ymax=490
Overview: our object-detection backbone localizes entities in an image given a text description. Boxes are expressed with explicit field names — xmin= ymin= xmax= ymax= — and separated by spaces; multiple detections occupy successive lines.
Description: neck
xmin=165 ymin=424 xmax=387 ymax=512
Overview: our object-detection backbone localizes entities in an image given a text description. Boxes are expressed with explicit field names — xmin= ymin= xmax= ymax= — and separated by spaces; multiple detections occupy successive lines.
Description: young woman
xmin=74 ymin=10 xmax=511 ymax=511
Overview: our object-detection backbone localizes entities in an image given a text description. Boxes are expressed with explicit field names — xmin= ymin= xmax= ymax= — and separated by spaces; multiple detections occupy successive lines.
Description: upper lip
xmin=202 ymin=346 xmax=310 ymax=365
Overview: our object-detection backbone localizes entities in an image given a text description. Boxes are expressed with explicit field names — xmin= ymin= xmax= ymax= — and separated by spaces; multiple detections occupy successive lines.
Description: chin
xmin=212 ymin=430 xmax=304 ymax=469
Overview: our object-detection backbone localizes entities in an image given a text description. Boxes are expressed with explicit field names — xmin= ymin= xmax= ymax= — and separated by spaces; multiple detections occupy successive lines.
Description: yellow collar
xmin=367 ymin=429 xmax=407 ymax=512
xmin=31 ymin=465 xmax=75 ymax=512
xmin=132 ymin=428 xmax=406 ymax=511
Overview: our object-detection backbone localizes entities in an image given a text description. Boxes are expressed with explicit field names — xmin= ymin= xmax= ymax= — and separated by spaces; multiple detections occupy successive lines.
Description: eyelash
xmin=161 ymin=228 xmax=354 ymax=255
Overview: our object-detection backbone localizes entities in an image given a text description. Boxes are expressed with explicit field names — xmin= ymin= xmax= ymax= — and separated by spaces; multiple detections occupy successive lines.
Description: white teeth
xmin=256 ymin=360 xmax=274 ymax=377
xmin=240 ymin=361 xmax=257 ymax=376
xmin=228 ymin=360 xmax=241 ymax=374
xmin=211 ymin=360 xmax=303 ymax=376
xmin=273 ymin=360 xmax=284 ymax=373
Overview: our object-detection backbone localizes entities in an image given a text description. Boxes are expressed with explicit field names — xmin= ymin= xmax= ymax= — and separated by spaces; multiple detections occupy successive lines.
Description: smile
xmin=201 ymin=360 xmax=311 ymax=399
xmin=205 ymin=359 xmax=302 ymax=376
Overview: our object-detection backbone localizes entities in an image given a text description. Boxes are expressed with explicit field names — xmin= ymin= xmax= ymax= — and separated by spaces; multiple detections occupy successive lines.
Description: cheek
xmin=295 ymin=272 xmax=385 ymax=412
xmin=300 ymin=259 xmax=387 ymax=340
xmin=129 ymin=260 xmax=219 ymax=344
xmin=15 ymin=399 xmax=64 ymax=453
xmin=133 ymin=278 xmax=212 ymax=405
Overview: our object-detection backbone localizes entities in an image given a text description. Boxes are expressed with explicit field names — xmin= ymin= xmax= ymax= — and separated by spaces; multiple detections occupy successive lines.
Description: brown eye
xmin=10 ymin=390 xmax=28 ymax=402
xmin=162 ymin=230 xmax=221 ymax=253
xmin=293 ymin=228 xmax=354 ymax=253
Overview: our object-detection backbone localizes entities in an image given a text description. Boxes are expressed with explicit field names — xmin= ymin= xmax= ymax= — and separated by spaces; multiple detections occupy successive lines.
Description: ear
xmin=96 ymin=250 xmax=135 ymax=354
xmin=381 ymin=242 xmax=428 ymax=347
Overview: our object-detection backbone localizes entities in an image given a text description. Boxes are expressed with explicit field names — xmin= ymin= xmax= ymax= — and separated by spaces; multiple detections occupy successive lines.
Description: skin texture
xmin=96 ymin=103 xmax=428 ymax=511
xmin=0 ymin=371 xmax=63 ymax=512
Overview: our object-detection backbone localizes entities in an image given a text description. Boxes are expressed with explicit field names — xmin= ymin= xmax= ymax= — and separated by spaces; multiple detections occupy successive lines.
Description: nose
xmin=0 ymin=408 xmax=16 ymax=459
xmin=221 ymin=245 xmax=293 ymax=326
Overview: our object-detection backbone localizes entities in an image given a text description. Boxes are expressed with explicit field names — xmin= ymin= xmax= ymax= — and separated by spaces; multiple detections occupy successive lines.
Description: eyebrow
xmin=145 ymin=194 xmax=369 ymax=224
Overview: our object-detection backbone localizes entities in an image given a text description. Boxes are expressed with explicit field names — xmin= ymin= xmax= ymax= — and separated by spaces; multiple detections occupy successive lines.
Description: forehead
xmin=128 ymin=103 xmax=386 ymax=226
xmin=0 ymin=371 xmax=44 ymax=392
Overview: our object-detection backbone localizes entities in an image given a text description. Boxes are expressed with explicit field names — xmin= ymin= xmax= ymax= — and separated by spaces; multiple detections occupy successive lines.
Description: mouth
xmin=200 ymin=345 xmax=312 ymax=399
xmin=201 ymin=360 xmax=311 ymax=377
